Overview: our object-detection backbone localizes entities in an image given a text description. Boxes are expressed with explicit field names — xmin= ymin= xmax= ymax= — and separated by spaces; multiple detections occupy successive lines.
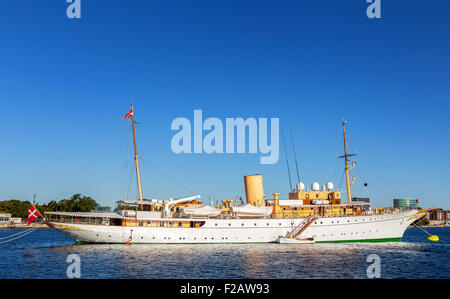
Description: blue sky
xmin=0 ymin=0 xmax=449 ymax=209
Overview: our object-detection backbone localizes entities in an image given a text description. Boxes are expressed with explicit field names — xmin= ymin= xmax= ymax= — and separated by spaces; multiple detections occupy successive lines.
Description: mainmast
xmin=340 ymin=119 xmax=356 ymax=203
xmin=130 ymin=103 xmax=143 ymax=203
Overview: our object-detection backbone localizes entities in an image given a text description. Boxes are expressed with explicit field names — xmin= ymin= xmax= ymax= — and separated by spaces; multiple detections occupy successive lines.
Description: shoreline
xmin=0 ymin=224 xmax=49 ymax=229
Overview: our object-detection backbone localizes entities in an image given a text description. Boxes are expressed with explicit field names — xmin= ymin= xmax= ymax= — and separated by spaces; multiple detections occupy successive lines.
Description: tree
xmin=0 ymin=194 xmax=99 ymax=217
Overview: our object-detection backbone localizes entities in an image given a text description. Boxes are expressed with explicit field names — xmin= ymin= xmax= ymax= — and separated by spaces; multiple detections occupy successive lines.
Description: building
xmin=0 ymin=213 xmax=11 ymax=225
xmin=10 ymin=218 xmax=22 ymax=224
xmin=427 ymin=209 xmax=449 ymax=221
xmin=393 ymin=198 xmax=419 ymax=210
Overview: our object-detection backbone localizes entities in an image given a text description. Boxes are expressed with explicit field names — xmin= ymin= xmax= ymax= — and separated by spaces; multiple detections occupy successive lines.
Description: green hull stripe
xmin=316 ymin=237 xmax=402 ymax=243
xmin=74 ymin=238 xmax=402 ymax=245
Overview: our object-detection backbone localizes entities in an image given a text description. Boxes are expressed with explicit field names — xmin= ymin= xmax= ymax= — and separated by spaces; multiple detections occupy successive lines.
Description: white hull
xmin=48 ymin=210 xmax=422 ymax=244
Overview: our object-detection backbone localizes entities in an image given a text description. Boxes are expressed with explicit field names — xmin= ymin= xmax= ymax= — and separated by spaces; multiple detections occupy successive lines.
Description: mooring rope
xmin=0 ymin=228 xmax=35 ymax=240
xmin=0 ymin=228 xmax=38 ymax=244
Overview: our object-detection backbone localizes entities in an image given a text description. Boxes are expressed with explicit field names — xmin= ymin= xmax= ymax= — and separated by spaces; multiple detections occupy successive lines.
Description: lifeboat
xmin=182 ymin=205 xmax=222 ymax=218
xmin=230 ymin=204 xmax=273 ymax=218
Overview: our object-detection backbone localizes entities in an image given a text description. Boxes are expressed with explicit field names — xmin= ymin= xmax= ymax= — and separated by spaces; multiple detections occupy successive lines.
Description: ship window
xmin=215 ymin=223 xmax=218 ymax=226
xmin=160 ymin=221 xmax=164 ymax=227
xmin=178 ymin=222 xmax=183 ymax=227
xmin=228 ymin=223 xmax=231 ymax=226
xmin=242 ymin=223 xmax=244 ymax=226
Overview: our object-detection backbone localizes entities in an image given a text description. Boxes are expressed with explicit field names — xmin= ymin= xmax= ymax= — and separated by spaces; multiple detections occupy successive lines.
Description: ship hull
xmin=47 ymin=210 xmax=422 ymax=244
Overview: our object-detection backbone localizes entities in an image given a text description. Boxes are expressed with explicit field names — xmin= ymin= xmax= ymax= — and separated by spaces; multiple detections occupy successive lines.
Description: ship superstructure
xmin=45 ymin=107 xmax=426 ymax=244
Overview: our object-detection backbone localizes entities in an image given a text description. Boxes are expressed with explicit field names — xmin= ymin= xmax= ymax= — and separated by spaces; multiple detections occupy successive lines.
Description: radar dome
xmin=297 ymin=182 xmax=305 ymax=191
xmin=326 ymin=182 xmax=334 ymax=191
xmin=311 ymin=182 xmax=320 ymax=191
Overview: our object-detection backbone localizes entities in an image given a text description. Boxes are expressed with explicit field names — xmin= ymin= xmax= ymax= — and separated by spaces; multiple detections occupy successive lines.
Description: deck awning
xmin=45 ymin=212 xmax=124 ymax=219
xmin=116 ymin=200 xmax=162 ymax=206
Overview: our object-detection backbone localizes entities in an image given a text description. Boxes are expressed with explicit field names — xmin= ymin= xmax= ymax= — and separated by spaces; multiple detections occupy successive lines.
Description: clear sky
xmin=0 ymin=1 xmax=449 ymax=209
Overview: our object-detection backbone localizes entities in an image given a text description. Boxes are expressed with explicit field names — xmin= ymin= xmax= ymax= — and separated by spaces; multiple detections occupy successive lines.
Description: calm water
xmin=0 ymin=227 xmax=448 ymax=279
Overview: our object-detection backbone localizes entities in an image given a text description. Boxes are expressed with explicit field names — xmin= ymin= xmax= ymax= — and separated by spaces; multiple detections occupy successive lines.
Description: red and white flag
xmin=122 ymin=109 xmax=133 ymax=120
xmin=27 ymin=205 xmax=40 ymax=225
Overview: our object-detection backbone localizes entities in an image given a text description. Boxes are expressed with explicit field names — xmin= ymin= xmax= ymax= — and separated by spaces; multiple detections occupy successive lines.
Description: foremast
xmin=129 ymin=102 xmax=143 ymax=203
xmin=341 ymin=119 xmax=356 ymax=203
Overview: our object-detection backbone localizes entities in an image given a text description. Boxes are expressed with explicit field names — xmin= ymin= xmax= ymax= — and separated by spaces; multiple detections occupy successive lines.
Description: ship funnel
xmin=244 ymin=174 xmax=265 ymax=206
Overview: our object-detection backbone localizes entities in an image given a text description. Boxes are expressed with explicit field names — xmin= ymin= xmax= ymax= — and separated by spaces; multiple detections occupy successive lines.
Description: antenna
xmin=282 ymin=130 xmax=293 ymax=191
xmin=289 ymin=129 xmax=300 ymax=183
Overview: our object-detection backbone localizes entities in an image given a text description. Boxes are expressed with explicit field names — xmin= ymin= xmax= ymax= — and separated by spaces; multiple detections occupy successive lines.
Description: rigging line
xmin=118 ymin=125 xmax=132 ymax=202
xmin=125 ymin=163 xmax=135 ymax=201
xmin=281 ymin=130 xmax=292 ymax=191
xmin=361 ymin=155 xmax=399 ymax=199
xmin=139 ymin=157 xmax=195 ymax=194
xmin=0 ymin=228 xmax=34 ymax=240
xmin=55 ymin=123 xmax=124 ymax=202
xmin=289 ymin=129 xmax=300 ymax=183
xmin=0 ymin=228 xmax=38 ymax=244
xmin=337 ymin=169 xmax=345 ymax=191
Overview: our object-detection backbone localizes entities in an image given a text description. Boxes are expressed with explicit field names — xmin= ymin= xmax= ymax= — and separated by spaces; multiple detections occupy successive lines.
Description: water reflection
xmin=0 ymin=228 xmax=449 ymax=278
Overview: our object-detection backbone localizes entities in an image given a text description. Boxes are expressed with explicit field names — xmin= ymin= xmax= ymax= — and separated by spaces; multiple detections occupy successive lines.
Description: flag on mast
xmin=122 ymin=109 xmax=133 ymax=120
xmin=27 ymin=205 xmax=40 ymax=225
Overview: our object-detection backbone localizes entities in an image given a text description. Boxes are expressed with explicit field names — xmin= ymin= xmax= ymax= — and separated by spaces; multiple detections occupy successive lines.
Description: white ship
xmin=45 ymin=105 xmax=426 ymax=244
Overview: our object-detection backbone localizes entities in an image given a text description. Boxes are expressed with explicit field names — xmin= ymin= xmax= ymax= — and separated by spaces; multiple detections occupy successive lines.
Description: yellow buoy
xmin=427 ymin=235 xmax=439 ymax=242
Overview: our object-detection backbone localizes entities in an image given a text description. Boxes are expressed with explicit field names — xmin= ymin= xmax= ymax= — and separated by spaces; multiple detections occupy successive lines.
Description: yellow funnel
xmin=244 ymin=174 xmax=264 ymax=206
xmin=427 ymin=235 xmax=439 ymax=242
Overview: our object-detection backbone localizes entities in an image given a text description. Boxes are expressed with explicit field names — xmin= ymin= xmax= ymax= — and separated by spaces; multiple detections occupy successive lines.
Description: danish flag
xmin=122 ymin=109 xmax=133 ymax=120
xmin=27 ymin=205 xmax=40 ymax=225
